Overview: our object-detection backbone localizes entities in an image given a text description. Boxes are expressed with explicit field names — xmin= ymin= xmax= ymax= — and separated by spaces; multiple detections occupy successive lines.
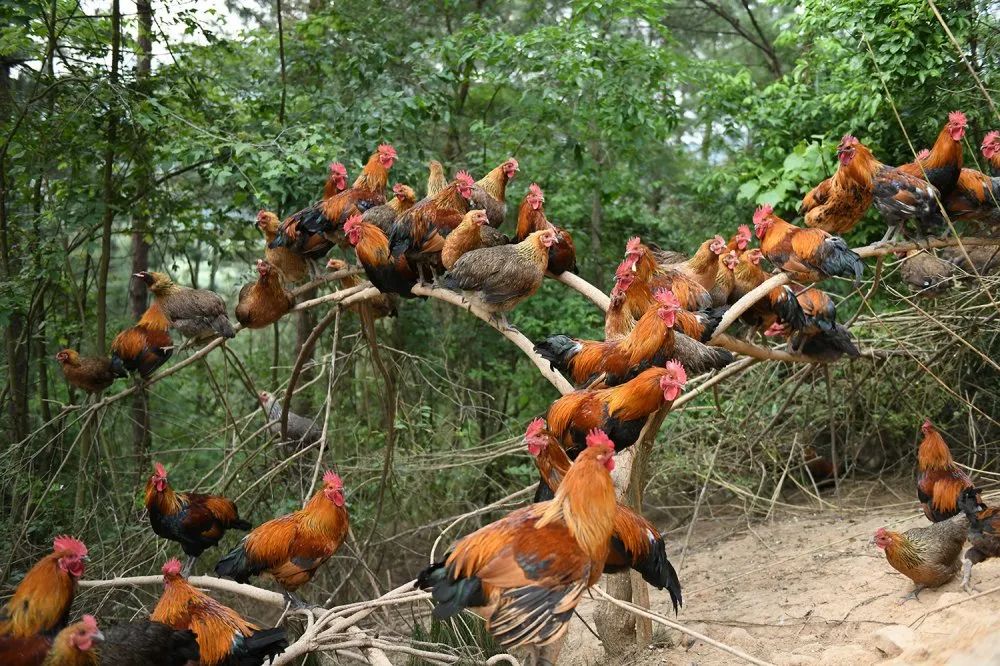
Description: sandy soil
xmin=559 ymin=482 xmax=1000 ymax=665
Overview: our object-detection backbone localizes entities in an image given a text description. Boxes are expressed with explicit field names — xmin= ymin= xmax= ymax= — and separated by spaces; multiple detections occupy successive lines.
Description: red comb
xmin=81 ymin=614 xmax=99 ymax=633
xmin=343 ymin=214 xmax=363 ymax=233
xmin=664 ymin=360 xmax=687 ymax=384
xmin=753 ymin=204 xmax=773 ymax=225
xmin=153 ymin=462 xmax=166 ymax=477
xmin=53 ymin=536 xmax=87 ymax=558
xmin=585 ymin=428 xmax=614 ymax=450
xmin=528 ymin=183 xmax=543 ymax=197
xmin=839 ymin=134 xmax=857 ymax=146
xmin=323 ymin=470 xmax=343 ymax=489
xmin=455 ymin=171 xmax=474 ymax=186
xmin=162 ymin=558 xmax=182 ymax=576
xmin=506 ymin=157 xmax=519 ymax=170
xmin=625 ymin=237 xmax=642 ymax=254
xmin=378 ymin=144 xmax=397 ymax=159
xmin=653 ymin=289 xmax=680 ymax=309
xmin=525 ymin=417 xmax=546 ymax=438
xmin=984 ymin=131 xmax=1000 ymax=147
xmin=948 ymin=111 xmax=967 ymax=126
xmin=329 ymin=162 xmax=347 ymax=176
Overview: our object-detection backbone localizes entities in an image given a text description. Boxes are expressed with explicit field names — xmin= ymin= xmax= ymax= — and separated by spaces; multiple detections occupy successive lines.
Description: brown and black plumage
xmin=55 ymin=350 xmax=125 ymax=394
xmin=957 ymin=487 xmax=1000 ymax=593
xmin=469 ymin=158 xmax=518 ymax=227
xmin=235 ymin=260 xmax=295 ymax=329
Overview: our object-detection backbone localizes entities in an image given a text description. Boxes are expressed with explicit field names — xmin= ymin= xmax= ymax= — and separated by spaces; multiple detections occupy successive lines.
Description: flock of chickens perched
xmin=19 ymin=113 xmax=999 ymax=665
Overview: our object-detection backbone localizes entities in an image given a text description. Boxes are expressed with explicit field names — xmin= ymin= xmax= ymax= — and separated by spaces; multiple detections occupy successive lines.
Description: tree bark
xmin=95 ymin=0 xmax=121 ymax=354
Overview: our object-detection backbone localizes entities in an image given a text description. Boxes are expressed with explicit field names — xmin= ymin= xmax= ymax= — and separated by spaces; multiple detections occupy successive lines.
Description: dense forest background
xmin=1 ymin=0 xmax=999 ymax=659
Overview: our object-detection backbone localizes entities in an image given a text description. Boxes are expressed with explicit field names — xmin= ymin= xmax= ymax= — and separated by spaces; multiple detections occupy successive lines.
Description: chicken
xmin=514 ymin=184 xmax=577 ymax=275
xmin=625 ymin=238 xmax=713 ymax=312
xmin=801 ymin=134 xmax=878 ymax=235
xmin=325 ymin=258 xmax=397 ymax=319
xmin=417 ymin=430 xmax=617 ymax=652
xmin=152 ymin=559 xmax=287 ymax=666
xmin=957 ymin=487 xmax=1000 ymax=593
xmin=98 ymin=620 xmax=199 ymax=666
xmin=145 ymin=462 xmax=252 ymax=576
xmin=426 ymin=160 xmax=447 ymax=198
xmin=535 ymin=288 xmax=730 ymax=387
xmin=545 ymin=361 xmax=687 ymax=458
xmin=469 ymin=157 xmax=518 ymax=227
xmin=710 ymin=226 xmax=751 ymax=306
xmin=728 ymin=249 xmax=805 ymax=332
xmin=256 ymin=210 xmax=309 ymax=285
xmin=110 ymin=302 xmax=174 ymax=378
xmin=39 ymin=615 xmax=102 ymax=666
xmin=235 ymin=260 xmax=295 ymax=329
xmin=55 ymin=350 xmax=125 ymax=394
xmin=985 ymin=131 xmax=1000 ymax=176
xmin=345 ymin=215 xmax=419 ymax=297
xmin=942 ymin=243 xmax=1000 ymax=275
xmin=943 ymin=167 xmax=1000 ymax=225
xmin=917 ymin=419 xmax=973 ymax=523
xmin=898 ymin=111 xmax=967 ymax=200
xmin=441 ymin=210 xmax=508 ymax=270
xmin=525 ymin=420 xmax=683 ymax=609
xmin=322 ymin=161 xmax=348 ymax=201
xmin=899 ymin=250 xmax=955 ymax=296
xmin=361 ymin=182 xmax=418 ymax=233
xmin=135 ymin=271 xmax=235 ymax=342
xmin=442 ymin=228 xmax=557 ymax=329
xmin=0 ymin=536 xmax=87 ymax=641
xmin=753 ymin=205 xmax=864 ymax=286
xmin=258 ymin=391 xmax=323 ymax=447
xmin=802 ymin=445 xmax=839 ymax=487
xmin=873 ymin=515 xmax=968 ymax=602
xmin=271 ymin=144 xmax=396 ymax=256
xmin=388 ymin=172 xmax=476 ymax=280
xmin=604 ymin=260 xmax=641 ymax=340
xmin=214 ymin=471 xmax=349 ymax=608
xmin=765 ymin=286 xmax=858 ymax=360
xmin=661 ymin=235 xmax=728 ymax=291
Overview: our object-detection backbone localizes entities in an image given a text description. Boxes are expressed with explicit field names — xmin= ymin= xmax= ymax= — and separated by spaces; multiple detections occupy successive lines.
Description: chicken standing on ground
xmin=874 ymin=514 xmax=968 ymax=603
xmin=135 ymin=271 xmax=235 ymax=342
xmin=957 ymin=487 xmax=1000 ymax=593
xmin=917 ymin=419 xmax=973 ymax=522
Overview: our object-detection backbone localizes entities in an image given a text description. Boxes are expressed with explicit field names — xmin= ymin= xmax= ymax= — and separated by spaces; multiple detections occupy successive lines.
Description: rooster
xmin=525 ymin=420 xmax=683 ymax=610
xmin=442 ymin=228 xmax=557 ymax=330
xmin=417 ymin=430 xmax=618 ymax=653
xmin=152 ymin=559 xmax=287 ymax=666
xmin=256 ymin=211 xmax=309 ymax=285
xmin=322 ymin=162 xmax=348 ymax=200
xmin=37 ymin=614 xmax=102 ymax=666
xmin=535 ymin=289 xmax=730 ymax=386
xmin=135 ymin=271 xmax=235 ymax=342
xmin=764 ymin=286 xmax=858 ymax=360
xmin=873 ymin=515 xmax=968 ymax=602
xmin=362 ymin=182 xmax=418 ymax=233
xmin=55 ymin=350 xmax=125 ymax=394
xmin=899 ymin=250 xmax=955 ymax=296
xmin=944 ymin=167 xmax=1000 ymax=224
xmin=325 ymin=258 xmax=398 ymax=319
xmin=753 ymin=205 xmax=863 ymax=286
xmin=110 ymin=303 xmax=174 ymax=378
xmin=235 ymin=260 xmax=295 ymax=329
xmin=917 ymin=420 xmax=973 ymax=523
xmin=898 ymin=111 xmax=967 ymax=199
xmin=625 ymin=238 xmax=713 ymax=312
xmin=441 ymin=210 xmax=509 ymax=270
xmin=514 ymin=184 xmax=577 ymax=275
xmin=98 ymin=620 xmax=200 ymax=666
xmin=214 ymin=471 xmax=349 ymax=608
xmin=545 ymin=361 xmax=687 ymax=458
xmin=985 ymin=131 xmax=1000 ymax=176
xmin=271 ymin=144 xmax=396 ymax=255
xmin=801 ymin=134 xmax=878 ymax=235
xmin=710 ymin=226 xmax=751 ymax=306
xmin=469 ymin=158 xmax=518 ymax=227
xmin=344 ymin=215 xmax=419 ymax=297
xmin=426 ymin=160 xmax=447 ymax=198
xmin=145 ymin=462 xmax=252 ymax=576
xmin=0 ymin=536 xmax=86 ymax=646
xmin=957 ymin=487 xmax=1000 ymax=593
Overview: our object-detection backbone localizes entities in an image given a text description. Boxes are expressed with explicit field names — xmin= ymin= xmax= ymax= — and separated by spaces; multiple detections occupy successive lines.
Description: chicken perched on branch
xmin=985 ymin=131 xmax=1000 ymax=177
xmin=898 ymin=111 xmax=967 ymax=200
xmin=710 ymin=226 xmax=751 ymax=306
xmin=545 ymin=361 xmax=687 ymax=458
xmin=326 ymin=258 xmax=397 ymax=319
xmin=271 ymin=144 xmax=396 ymax=255
xmin=258 ymin=391 xmax=323 ymax=447
xmin=625 ymin=237 xmax=713 ymax=312
xmin=442 ymin=228 xmax=557 ymax=330
xmin=957 ymin=487 xmax=1000 ymax=593
xmin=514 ymin=184 xmax=577 ymax=275
xmin=152 ymin=559 xmax=287 ymax=666
xmin=235 ymin=260 xmax=295 ymax=329
xmin=345 ymin=215 xmax=419 ymax=297
xmin=98 ymin=620 xmax=200 ymax=666
xmin=535 ymin=288 xmax=730 ymax=387
xmin=801 ymin=134 xmax=878 ymax=235
xmin=55 ymin=350 xmax=125 ymax=394
xmin=145 ymin=462 xmax=252 ymax=576
xmin=256 ymin=210 xmax=309 ymax=284
xmin=944 ymin=134 xmax=1000 ymax=225
xmin=874 ymin=515 xmax=968 ymax=603
xmin=441 ymin=210 xmax=509 ymax=270
xmin=727 ymin=249 xmax=804 ymax=333
xmin=135 ymin=271 xmax=235 ymax=342
xmin=469 ymin=157 xmax=518 ymax=226
xmin=661 ymin=234 xmax=728 ymax=291
xmin=525 ymin=421 xmax=683 ymax=610
xmin=917 ymin=420 xmax=973 ymax=523
xmin=110 ymin=303 xmax=174 ymax=378
xmin=417 ymin=430 xmax=618 ymax=652
xmin=322 ymin=162 xmax=348 ymax=200
xmin=40 ymin=614 xmax=102 ymax=666
xmin=214 ymin=471 xmax=349 ymax=608
xmin=753 ymin=205 xmax=864 ymax=286
xmin=765 ymin=286 xmax=858 ymax=360
xmin=362 ymin=182 xmax=417 ymax=233
xmin=426 ymin=160 xmax=447 ymax=198
xmin=899 ymin=250 xmax=955 ymax=296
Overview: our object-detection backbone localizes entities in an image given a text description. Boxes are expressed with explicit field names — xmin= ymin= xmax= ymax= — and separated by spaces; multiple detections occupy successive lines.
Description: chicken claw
xmin=897 ymin=584 xmax=924 ymax=604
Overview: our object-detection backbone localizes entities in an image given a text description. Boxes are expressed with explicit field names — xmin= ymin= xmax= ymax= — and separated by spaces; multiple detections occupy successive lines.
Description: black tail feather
xmin=109 ymin=355 xmax=129 ymax=378
xmin=231 ymin=518 xmax=252 ymax=531
xmin=235 ymin=627 xmax=287 ymax=666
xmin=532 ymin=335 xmax=579 ymax=374
xmin=633 ymin=539 xmax=683 ymax=614
xmin=213 ymin=540 xmax=256 ymax=583
xmin=417 ymin=562 xmax=487 ymax=620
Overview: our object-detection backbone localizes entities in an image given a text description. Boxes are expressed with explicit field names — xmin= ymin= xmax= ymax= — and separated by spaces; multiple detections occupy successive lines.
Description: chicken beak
xmin=92 ymin=630 xmax=105 ymax=644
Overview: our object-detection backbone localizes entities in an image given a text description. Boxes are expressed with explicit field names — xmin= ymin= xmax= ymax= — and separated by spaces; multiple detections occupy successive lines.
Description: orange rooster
xmin=944 ymin=134 xmax=1000 ymax=224
xmin=753 ymin=204 xmax=864 ymax=286
xmin=710 ymin=226 xmax=751 ymax=306
xmin=256 ymin=210 xmax=309 ymax=284
xmin=426 ymin=160 xmax=447 ymax=198
xmin=525 ymin=420 xmax=683 ymax=610
xmin=322 ymin=162 xmax=348 ymax=200
xmin=145 ymin=462 xmax=252 ymax=576
xmin=917 ymin=420 xmax=973 ymax=523
xmin=535 ymin=288 xmax=730 ymax=386
xmin=109 ymin=302 xmax=174 ymax=378
xmin=326 ymin=258 xmax=398 ymax=319
xmin=0 ymin=536 xmax=86 ymax=645
xmin=728 ymin=248 xmax=806 ymax=332
xmin=898 ymin=111 xmax=966 ymax=199
xmin=469 ymin=157 xmax=518 ymax=226
xmin=38 ymin=614 xmax=102 ymax=666
xmin=515 ymin=184 xmax=577 ymax=275
xmin=272 ymin=144 xmax=396 ymax=256
xmin=152 ymin=559 xmax=286 ymax=666
xmin=985 ymin=131 xmax=1000 ymax=176
xmin=55 ymin=350 xmax=125 ymax=394
xmin=345 ymin=215 xmax=420 ymax=297
xmin=545 ymin=361 xmax=687 ymax=458
xmin=624 ymin=237 xmax=713 ymax=312
xmin=801 ymin=134 xmax=878 ymax=235
xmin=441 ymin=210 xmax=508 ymax=270
xmin=214 ymin=471 xmax=349 ymax=608
xmin=417 ymin=429 xmax=618 ymax=653
xmin=767 ymin=286 xmax=859 ymax=360
xmin=235 ymin=260 xmax=295 ymax=329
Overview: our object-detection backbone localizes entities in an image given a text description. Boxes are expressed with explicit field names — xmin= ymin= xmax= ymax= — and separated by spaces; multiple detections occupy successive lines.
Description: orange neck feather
xmin=918 ymin=430 xmax=955 ymax=471
xmin=536 ymin=452 xmax=616 ymax=561
xmin=923 ymin=126 xmax=962 ymax=169
xmin=145 ymin=481 xmax=181 ymax=514
xmin=356 ymin=225 xmax=390 ymax=263
xmin=516 ymin=201 xmax=545 ymax=240
xmin=687 ymin=240 xmax=717 ymax=274
xmin=139 ymin=302 xmax=171 ymax=331
xmin=621 ymin=309 xmax=670 ymax=359
xmin=0 ymin=554 xmax=75 ymax=636
xmin=476 ymin=165 xmax=510 ymax=201
xmin=300 ymin=488 xmax=347 ymax=534
xmin=353 ymin=154 xmax=389 ymax=192
xmin=843 ymin=145 xmax=880 ymax=182
xmin=434 ymin=183 xmax=468 ymax=211
xmin=604 ymin=367 xmax=667 ymax=419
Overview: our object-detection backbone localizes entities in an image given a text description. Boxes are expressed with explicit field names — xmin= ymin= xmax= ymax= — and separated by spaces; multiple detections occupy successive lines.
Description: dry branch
xmin=550 ymin=271 xmax=610 ymax=311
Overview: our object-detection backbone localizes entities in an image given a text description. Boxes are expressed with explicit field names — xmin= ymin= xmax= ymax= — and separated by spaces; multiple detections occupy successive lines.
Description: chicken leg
xmin=898 ymin=584 xmax=925 ymax=604
xmin=961 ymin=559 xmax=978 ymax=594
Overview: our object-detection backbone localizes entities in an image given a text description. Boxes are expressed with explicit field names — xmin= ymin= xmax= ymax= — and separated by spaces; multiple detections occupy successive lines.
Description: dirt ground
xmin=560 ymin=482 xmax=1000 ymax=665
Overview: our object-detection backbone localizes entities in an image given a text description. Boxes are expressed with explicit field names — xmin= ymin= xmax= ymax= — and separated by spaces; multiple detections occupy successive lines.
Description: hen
xmin=899 ymin=250 xmax=955 ymax=297
xmin=135 ymin=271 xmax=235 ymax=342
xmin=361 ymin=182 xmax=417 ymax=233
xmin=235 ymin=260 xmax=295 ymax=329
xmin=258 ymin=391 xmax=323 ymax=447
xmin=957 ymin=487 xmax=1000 ymax=593
xmin=874 ymin=515 xmax=968 ymax=602
xmin=426 ymin=160 xmax=447 ymax=198
xmin=469 ymin=158 xmax=518 ymax=227
xmin=38 ymin=615 xmax=102 ymax=666
xmin=55 ymin=350 xmax=125 ymax=394
xmin=256 ymin=210 xmax=309 ymax=285
xmin=514 ymin=184 xmax=577 ymax=275
xmin=441 ymin=210 xmax=508 ymax=270
xmin=710 ymin=226 xmax=751 ymax=306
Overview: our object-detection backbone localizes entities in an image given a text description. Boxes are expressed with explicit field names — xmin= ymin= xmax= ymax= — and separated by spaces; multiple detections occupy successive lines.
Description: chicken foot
xmin=898 ymin=584 xmax=925 ymax=604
